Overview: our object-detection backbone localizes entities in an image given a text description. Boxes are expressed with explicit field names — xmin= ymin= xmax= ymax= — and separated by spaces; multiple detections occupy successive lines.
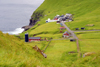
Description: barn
xmin=29 ymin=37 xmax=41 ymax=41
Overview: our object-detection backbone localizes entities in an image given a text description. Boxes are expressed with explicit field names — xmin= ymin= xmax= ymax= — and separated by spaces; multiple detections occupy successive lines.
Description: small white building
xmin=46 ymin=18 xmax=59 ymax=23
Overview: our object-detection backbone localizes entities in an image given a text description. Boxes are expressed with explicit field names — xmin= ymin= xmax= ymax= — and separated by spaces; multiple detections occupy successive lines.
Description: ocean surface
xmin=0 ymin=0 xmax=44 ymax=34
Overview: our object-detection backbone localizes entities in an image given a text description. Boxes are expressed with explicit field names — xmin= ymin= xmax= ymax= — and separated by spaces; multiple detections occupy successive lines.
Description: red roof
xmin=64 ymin=33 xmax=69 ymax=36
xmin=60 ymin=27 xmax=65 ymax=29
xmin=63 ymin=31 xmax=69 ymax=36
xmin=54 ymin=18 xmax=58 ymax=20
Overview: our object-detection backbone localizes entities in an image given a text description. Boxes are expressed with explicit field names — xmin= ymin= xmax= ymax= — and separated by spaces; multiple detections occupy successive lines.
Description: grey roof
xmin=29 ymin=37 xmax=41 ymax=39
xmin=63 ymin=31 xmax=69 ymax=35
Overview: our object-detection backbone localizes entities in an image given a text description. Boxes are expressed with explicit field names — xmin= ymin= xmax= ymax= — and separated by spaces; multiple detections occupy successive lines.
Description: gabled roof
xmin=29 ymin=37 xmax=41 ymax=39
xmin=63 ymin=31 xmax=69 ymax=34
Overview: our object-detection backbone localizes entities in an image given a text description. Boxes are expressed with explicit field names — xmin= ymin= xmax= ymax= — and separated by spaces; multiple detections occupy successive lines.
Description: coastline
xmin=22 ymin=25 xmax=33 ymax=31
xmin=3 ymin=27 xmax=24 ymax=35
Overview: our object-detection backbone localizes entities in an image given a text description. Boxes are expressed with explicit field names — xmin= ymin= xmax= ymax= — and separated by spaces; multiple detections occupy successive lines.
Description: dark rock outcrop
xmin=29 ymin=10 xmax=44 ymax=26
xmin=29 ymin=19 xmax=36 ymax=26
xmin=22 ymin=25 xmax=33 ymax=31
xmin=22 ymin=10 xmax=44 ymax=31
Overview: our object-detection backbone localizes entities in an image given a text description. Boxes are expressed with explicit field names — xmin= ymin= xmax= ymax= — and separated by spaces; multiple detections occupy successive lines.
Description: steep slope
xmin=0 ymin=31 xmax=45 ymax=67
xmin=20 ymin=0 xmax=100 ymax=37
xmin=18 ymin=0 xmax=100 ymax=67
xmin=34 ymin=0 xmax=100 ymax=25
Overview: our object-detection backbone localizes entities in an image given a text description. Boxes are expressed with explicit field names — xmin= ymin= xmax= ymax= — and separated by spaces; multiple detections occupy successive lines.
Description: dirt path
xmin=73 ymin=30 xmax=100 ymax=32
xmin=61 ymin=21 xmax=80 ymax=54
xmin=61 ymin=21 xmax=78 ymax=39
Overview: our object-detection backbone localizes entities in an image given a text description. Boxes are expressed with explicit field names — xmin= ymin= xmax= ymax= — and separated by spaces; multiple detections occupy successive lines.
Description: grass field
xmin=19 ymin=0 xmax=100 ymax=66
xmin=34 ymin=0 xmax=100 ymax=29
xmin=76 ymin=31 xmax=100 ymax=53
xmin=20 ymin=0 xmax=100 ymax=37
xmin=1 ymin=30 xmax=100 ymax=66
xmin=1 ymin=0 xmax=100 ymax=66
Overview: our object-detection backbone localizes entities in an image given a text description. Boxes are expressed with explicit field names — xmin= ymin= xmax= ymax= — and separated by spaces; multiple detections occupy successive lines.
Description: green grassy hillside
xmin=20 ymin=0 xmax=100 ymax=37
xmin=0 ymin=31 xmax=46 ymax=67
xmin=1 ymin=30 xmax=100 ymax=67
xmin=1 ymin=0 xmax=100 ymax=67
xmin=34 ymin=0 xmax=100 ymax=27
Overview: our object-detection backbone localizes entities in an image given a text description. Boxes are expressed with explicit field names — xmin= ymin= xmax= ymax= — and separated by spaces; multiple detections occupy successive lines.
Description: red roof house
xmin=63 ymin=31 xmax=69 ymax=38
xmin=63 ymin=33 xmax=69 ymax=36
xmin=29 ymin=37 xmax=41 ymax=41
xmin=57 ymin=21 xmax=61 ymax=23
xmin=54 ymin=18 xmax=58 ymax=20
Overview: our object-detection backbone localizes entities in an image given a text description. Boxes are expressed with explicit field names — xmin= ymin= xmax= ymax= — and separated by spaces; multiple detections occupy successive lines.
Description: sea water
xmin=0 ymin=0 xmax=44 ymax=35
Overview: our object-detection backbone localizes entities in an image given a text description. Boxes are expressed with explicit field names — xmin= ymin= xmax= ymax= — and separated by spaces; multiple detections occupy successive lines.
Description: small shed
xmin=81 ymin=27 xmax=85 ymax=30
xmin=60 ymin=23 xmax=63 ymax=26
xmin=60 ymin=27 xmax=65 ymax=30
xmin=57 ymin=20 xmax=61 ymax=23
xmin=29 ymin=37 xmax=41 ymax=41
xmin=70 ymin=39 xmax=76 ymax=42
xmin=86 ymin=24 xmax=94 ymax=27
xmin=75 ymin=28 xmax=79 ymax=30
xmin=60 ymin=30 xmax=62 ymax=33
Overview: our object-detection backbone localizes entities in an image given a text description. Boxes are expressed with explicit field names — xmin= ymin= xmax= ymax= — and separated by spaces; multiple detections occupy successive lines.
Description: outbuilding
xmin=29 ymin=37 xmax=41 ymax=41
xmin=60 ymin=27 xmax=65 ymax=30
xmin=60 ymin=23 xmax=63 ymax=26
xmin=57 ymin=20 xmax=61 ymax=23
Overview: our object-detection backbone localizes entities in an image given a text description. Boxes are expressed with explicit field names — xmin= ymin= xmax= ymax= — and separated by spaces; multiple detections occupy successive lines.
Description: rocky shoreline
xmin=22 ymin=17 xmax=39 ymax=32
xmin=22 ymin=10 xmax=44 ymax=32
xmin=22 ymin=25 xmax=33 ymax=31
